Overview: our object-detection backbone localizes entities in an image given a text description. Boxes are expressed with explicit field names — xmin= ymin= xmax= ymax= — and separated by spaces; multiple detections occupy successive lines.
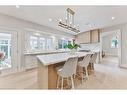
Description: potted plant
xmin=64 ymin=43 xmax=80 ymax=54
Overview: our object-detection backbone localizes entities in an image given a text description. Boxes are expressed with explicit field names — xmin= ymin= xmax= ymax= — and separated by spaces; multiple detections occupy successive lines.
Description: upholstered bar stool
xmin=56 ymin=57 xmax=78 ymax=89
xmin=77 ymin=54 xmax=92 ymax=83
xmin=90 ymin=53 xmax=97 ymax=70
xmin=89 ymin=53 xmax=97 ymax=77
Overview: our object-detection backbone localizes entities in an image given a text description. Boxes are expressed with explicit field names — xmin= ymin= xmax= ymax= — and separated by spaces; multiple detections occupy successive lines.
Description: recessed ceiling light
xmin=111 ymin=16 xmax=115 ymax=20
xmin=48 ymin=18 xmax=52 ymax=22
xmin=16 ymin=5 xmax=20 ymax=8
xmin=59 ymin=19 xmax=62 ymax=22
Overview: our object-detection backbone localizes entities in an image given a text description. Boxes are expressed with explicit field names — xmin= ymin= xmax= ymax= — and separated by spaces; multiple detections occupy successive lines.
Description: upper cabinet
xmin=90 ymin=29 xmax=100 ymax=43
xmin=75 ymin=31 xmax=90 ymax=44
xmin=75 ymin=29 xmax=100 ymax=44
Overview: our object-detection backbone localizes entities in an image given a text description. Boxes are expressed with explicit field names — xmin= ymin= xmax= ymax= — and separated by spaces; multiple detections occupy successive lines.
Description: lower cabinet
xmin=24 ymin=55 xmax=38 ymax=69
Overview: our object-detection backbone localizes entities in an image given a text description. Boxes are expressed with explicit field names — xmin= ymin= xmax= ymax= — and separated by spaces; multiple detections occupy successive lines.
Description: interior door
xmin=0 ymin=30 xmax=18 ymax=75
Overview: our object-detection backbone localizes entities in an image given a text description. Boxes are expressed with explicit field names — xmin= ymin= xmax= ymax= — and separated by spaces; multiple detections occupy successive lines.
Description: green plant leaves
xmin=64 ymin=43 xmax=80 ymax=49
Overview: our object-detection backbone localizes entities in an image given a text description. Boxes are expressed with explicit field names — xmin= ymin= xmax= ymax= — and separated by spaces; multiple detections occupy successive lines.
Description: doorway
xmin=0 ymin=30 xmax=18 ymax=75
xmin=100 ymin=30 xmax=121 ymax=67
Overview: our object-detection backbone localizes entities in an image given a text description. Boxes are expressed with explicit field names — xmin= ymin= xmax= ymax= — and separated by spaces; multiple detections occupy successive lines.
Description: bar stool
xmin=90 ymin=53 xmax=97 ymax=71
xmin=77 ymin=54 xmax=92 ymax=83
xmin=56 ymin=57 xmax=78 ymax=89
xmin=89 ymin=53 xmax=97 ymax=78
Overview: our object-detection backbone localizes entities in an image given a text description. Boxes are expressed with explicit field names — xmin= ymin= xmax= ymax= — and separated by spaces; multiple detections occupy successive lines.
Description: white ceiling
xmin=0 ymin=6 xmax=127 ymax=35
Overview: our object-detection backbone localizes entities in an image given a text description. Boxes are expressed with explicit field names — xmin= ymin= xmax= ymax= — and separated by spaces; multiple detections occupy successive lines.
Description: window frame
xmin=58 ymin=39 xmax=69 ymax=49
xmin=111 ymin=36 xmax=118 ymax=49
xmin=29 ymin=35 xmax=53 ymax=51
xmin=0 ymin=38 xmax=11 ymax=59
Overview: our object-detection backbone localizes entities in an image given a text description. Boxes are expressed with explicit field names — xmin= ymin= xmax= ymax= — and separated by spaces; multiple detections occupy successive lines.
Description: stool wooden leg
xmin=81 ymin=67 xmax=84 ymax=84
xmin=71 ymin=76 xmax=74 ymax=89
xmin=57 ymin=76 xmax=60 ymax=89
xmin=67 ymin=77 xmax=70 ymax=88
xmin=85 ymin=67 xmax=89 ymax=80
xmin=61 ymin=77 xmax=63 ymax=89
xmin=73 ymin=74 xmax=76 ymax=79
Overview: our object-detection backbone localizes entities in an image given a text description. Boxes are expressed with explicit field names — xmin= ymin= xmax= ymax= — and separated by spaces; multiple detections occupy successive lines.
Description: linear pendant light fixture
xmin=58 ymin=8 xmax=80 ymax=33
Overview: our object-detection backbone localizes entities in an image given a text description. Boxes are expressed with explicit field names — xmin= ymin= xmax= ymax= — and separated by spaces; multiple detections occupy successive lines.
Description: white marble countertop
xmin=37 ymin=52 xmax=93 ymax=66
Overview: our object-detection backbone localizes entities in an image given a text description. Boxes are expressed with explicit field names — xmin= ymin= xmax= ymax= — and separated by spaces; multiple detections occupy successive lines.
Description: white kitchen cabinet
xmin=24 ymin=55 xmax=38 ymax=69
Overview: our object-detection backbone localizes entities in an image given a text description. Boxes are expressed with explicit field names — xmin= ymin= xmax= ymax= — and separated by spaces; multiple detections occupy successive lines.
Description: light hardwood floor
xmin=0 ymin=68 xmax=38 ymax=89
xmin=1 ymin=56 xmax=127 ymax=89
xmin=77 ymin=56 xmax=127 ymax=89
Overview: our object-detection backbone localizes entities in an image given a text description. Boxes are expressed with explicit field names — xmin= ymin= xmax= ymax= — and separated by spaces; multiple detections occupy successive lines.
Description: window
xmin=111 ymin=36 xmax=118 ymax=48
xmin=30 ymin=36 xmax=38 ymax=50
xmin=0 ymin=33 xmax=11 ymax=70
xmin=29 ymin=35 xmax=53 ymax=50
xmin=46 ymin=38 xmax=53 ymax=49
xmin=39 ymin=37 xmax=46 ymax=50
xmin=58 ymin=39 xmax=68 ymax=49
xmin=0 ymin=33 xmax=11 ymax=59
xmin=0 ymin=39 xmax=11 ymax=59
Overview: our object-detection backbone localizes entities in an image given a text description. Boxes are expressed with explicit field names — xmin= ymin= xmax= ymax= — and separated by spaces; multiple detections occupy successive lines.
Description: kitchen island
xmin=37 ymin=52 xmax=94 ymax=89
xmin=24 ymin=49 xmax=70 ymax=69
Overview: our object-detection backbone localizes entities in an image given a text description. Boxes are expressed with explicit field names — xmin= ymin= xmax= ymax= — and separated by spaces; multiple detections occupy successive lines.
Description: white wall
xmin=102 ymin=32 xmax=118 ymax=56
xmin=0 ymin=13 xmax=74 ymax=72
